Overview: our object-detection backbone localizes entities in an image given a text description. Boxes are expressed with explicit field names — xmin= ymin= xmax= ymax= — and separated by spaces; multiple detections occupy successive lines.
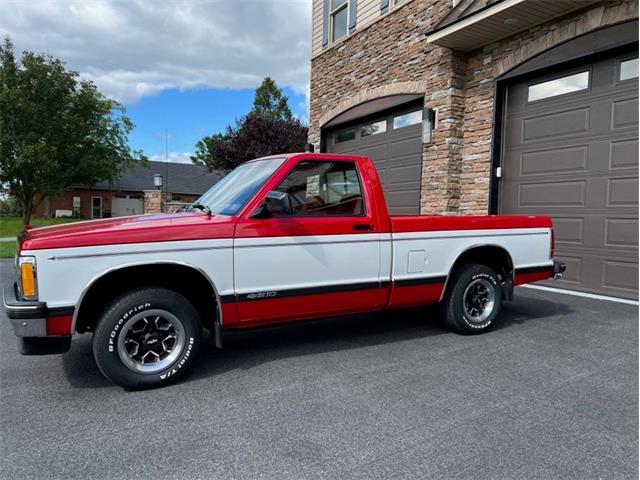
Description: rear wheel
xmin=441 ymin=264 xmax=503 ymax=334
xmin=93 ymin=288 xmax=202 ymax=389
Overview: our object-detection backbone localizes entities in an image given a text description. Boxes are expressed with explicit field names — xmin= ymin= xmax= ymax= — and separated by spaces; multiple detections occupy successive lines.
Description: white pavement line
xmin=522 ymin=284 xmax=639 ymax=306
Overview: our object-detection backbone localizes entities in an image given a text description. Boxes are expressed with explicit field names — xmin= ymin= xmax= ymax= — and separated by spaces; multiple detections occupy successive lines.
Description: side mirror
xmin=250 ymin=190 xmax=293 ymax=218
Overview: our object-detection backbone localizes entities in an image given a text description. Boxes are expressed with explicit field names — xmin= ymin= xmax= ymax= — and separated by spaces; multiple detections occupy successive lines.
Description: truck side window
xmin=275 ymin=161 xmax=364 ymax=216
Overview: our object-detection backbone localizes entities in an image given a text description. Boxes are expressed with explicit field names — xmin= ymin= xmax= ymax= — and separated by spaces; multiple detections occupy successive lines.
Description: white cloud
xmin=149 ymin=151 xmax=194 ymax=164
xmin=1 ymin=0 xmax=312 ymax=105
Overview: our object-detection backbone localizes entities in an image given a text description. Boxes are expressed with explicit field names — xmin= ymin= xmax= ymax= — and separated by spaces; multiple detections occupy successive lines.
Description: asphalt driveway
xmin=0 ymin=259 xmax=637 ymax=480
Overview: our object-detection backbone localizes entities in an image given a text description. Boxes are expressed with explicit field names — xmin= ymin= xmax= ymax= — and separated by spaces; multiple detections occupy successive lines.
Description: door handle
xmin=353 ymin=223 xmax=374 ymax=231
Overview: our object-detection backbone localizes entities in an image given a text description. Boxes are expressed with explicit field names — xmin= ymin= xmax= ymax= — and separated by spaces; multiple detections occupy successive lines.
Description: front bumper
xmin=4 ymin=282 xmax=48 ymax=337
xmin=3 ymin=283 xmax=71 ymax=355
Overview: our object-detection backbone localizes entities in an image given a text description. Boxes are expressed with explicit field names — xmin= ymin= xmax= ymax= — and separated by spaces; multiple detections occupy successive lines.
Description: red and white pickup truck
xmin=5 ymin=153 xmax=564 ymax=388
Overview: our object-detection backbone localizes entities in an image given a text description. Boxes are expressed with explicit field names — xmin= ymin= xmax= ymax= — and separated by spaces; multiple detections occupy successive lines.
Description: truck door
xmin=233 ymin=158 xmax=387 ymax=325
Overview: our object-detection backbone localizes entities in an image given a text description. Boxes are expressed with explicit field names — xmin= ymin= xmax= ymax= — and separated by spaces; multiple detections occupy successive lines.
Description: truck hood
xmin=20 ymin=212 xmax=236 ymax=251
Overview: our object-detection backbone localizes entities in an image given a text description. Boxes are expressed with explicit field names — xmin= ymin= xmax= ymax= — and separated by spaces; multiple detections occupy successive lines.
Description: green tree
xmin=193 ymin=77 xmax=306 ymax=171
xmin=191 ymin=114 xmax=307 ymax=171
xmin=0 ymin=36 xmax=145 ymax=225
xmin=191 ymin=132 xmax=230 ymax=168
xmin=250 ymin=77 xmax=293 ymax=121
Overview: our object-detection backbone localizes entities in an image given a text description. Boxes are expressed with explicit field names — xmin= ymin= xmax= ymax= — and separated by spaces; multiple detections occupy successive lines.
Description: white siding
xmin=311 ymin=0 xmax=324 ymax=57
xmin=312 ymin=0 xmax=413 ymax=58
xmin=357 ymin=0 xmax=380 ymax=27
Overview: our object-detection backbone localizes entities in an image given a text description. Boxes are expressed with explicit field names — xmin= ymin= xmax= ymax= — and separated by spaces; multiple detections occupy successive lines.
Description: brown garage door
xmin=501 ymin=53 xmax=639 ymax=299
xmin=326 ymin=105 xmax=423 ymax=214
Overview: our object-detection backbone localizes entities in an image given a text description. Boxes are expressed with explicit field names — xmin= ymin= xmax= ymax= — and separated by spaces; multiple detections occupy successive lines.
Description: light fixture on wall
xmin=422 ymin=108 xmax=436 ymax=144
xmin=154 ymin=173 xmax=163 ymax=190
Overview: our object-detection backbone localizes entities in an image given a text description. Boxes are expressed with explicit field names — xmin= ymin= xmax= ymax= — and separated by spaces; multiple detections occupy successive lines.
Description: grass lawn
xmin=0 ymin=217 xmax=81 ymax=238
xmin=0 ymin=217 xmax=83 ymax=258
xmin=0 ymin=241 xmax=17 ymax=259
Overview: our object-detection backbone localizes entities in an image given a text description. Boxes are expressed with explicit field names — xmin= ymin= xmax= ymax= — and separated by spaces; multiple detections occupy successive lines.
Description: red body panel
xmin=387 ymin=282 xmax=445 ymax=309
xmin=390 ymin=214 xmax=552 ymax=233
xmin=233 ymin=288 xmax=386 ymax=328
xmin=21 ymin=212 xmax=235 ymax=251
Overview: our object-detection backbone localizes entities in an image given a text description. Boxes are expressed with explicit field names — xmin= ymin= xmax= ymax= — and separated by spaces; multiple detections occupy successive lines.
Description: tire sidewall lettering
xmin=106 ymin=302 xmax=194 ymax=381
xmin=108 ymin=302 xmax=152 ymax=353
xmin=159 ymin=337 xmax=194 ymax=380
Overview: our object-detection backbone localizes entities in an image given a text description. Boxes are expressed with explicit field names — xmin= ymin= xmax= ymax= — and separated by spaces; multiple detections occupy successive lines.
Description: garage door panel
xmin=603 ymin=260 xmax=639 ymax=292
xmin=607 ymin=177 xmax=638 ymax=206
xmin=346 ymin=144 xmax=387 ymax=160
xmin=387 ymin=165 xmax=420 ymax=188
xmin=502 ymin=52 xmax=638 ymax=299
xmin=390 ymin=137 xmax=422 ymax=157
xmin=602 ymin=260 xmax=638 ymax=292
xmin=612 ymin=97 xmax=639 ymax=129
xmin=521 ymin=108 xmax=590 ymax=142
xmin=385 ymin=190 xmax=420 ymax=214
xmin=610 ymin=139 xmax=639 ymax=169
xmin=506 ymin=140 xmax=635 ymax=178
xmin=518 ymin=180 xmax=586 ymax=207
xmin=605 ymin=218 xmax=639 ymax=248
xmin=112 ymin=196 xmax=144 ymax=216
xmin=520 ymin=145 xmax=588 ymax=176
xmin=553 ymin=217 xmax=585 ymax=245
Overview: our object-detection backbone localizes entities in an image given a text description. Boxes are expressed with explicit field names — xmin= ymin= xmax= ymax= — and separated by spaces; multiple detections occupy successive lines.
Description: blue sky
xmin=1 ymin=0 xmax=311 ymax=163
xmin=126 ymin=86 xmax=308 ymax=163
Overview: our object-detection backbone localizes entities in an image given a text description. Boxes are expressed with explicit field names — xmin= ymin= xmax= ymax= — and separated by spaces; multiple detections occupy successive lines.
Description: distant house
xmin=35 ymin=161 xmax=225 ymax=219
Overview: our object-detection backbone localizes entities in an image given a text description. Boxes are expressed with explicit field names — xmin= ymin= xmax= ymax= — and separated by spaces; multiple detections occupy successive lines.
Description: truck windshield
xmin=191 ymin=157 xmax=286 ymax=216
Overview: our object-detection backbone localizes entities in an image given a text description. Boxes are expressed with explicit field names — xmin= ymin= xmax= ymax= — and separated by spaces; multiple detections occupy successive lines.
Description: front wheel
xmin=93 ymin=288 xmax=202 ymax=389
xmin=440 ymin=264 xmax=503 ymax=334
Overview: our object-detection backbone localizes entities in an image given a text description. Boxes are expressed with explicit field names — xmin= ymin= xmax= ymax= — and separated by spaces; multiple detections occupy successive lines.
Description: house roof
xmin=429 ymin=0 xmax=502 ymax=34
xmin=83 ymin=160 xmax=226 ymax=195
xmin=426 ymin=0 xmax=600 ymax=52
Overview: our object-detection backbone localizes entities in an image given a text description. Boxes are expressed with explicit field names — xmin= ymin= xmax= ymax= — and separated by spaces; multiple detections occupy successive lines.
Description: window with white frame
xmin=330 ymin=0 xmax=348 ymax=42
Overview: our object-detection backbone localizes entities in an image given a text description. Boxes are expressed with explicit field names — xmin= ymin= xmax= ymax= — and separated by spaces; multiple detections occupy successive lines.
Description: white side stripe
xmin=522 ymin=285 xmax=639 ymax=306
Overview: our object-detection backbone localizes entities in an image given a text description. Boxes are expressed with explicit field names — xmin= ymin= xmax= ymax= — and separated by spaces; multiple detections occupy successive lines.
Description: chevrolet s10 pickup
xmin=4 ymin=153 xmax=564 ymax=389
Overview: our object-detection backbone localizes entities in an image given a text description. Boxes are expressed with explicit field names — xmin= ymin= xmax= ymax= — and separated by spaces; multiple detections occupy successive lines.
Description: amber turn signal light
xmin=19 ymin=257 xmax=37 ymax=299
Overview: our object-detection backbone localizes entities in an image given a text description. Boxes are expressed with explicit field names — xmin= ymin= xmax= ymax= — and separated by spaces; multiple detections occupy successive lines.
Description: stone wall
xmin=309 ymin=0 xmax=638 ymax=215
xmin=143 ymin=190 xmax=162 ymax=214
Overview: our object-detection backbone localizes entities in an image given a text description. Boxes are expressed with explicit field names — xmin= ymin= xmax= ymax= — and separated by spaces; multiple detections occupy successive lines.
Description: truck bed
xmin=386 ymin=214 xmax=554 ymax=308
xmin=389 ymin=214 xmax=553 ymax=233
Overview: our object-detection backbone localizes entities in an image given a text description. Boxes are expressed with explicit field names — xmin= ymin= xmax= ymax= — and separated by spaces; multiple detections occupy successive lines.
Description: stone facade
xmin=143 ymin=190 xmax=163 ymax=215
xmin=309 ymin=0 xmax=638 ymax=215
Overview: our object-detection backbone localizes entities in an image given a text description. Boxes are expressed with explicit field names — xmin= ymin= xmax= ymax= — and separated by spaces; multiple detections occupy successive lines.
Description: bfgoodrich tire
xmin=441 ymin=264 xmax=503 ymax=335
xmin=93 ymin=288 xmax=202 ymax=389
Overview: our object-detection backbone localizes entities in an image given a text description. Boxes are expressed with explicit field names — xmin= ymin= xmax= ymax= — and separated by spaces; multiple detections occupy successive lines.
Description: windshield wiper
xmin=191 ymin=203 xmax=212 ymax=216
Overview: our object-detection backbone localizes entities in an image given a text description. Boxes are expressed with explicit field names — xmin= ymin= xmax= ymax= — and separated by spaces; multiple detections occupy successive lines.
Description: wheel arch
xmin=439 ymin=244 xmax=515 ymax=302
xmin=72 ymin=261 xmax=223 ymax=334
